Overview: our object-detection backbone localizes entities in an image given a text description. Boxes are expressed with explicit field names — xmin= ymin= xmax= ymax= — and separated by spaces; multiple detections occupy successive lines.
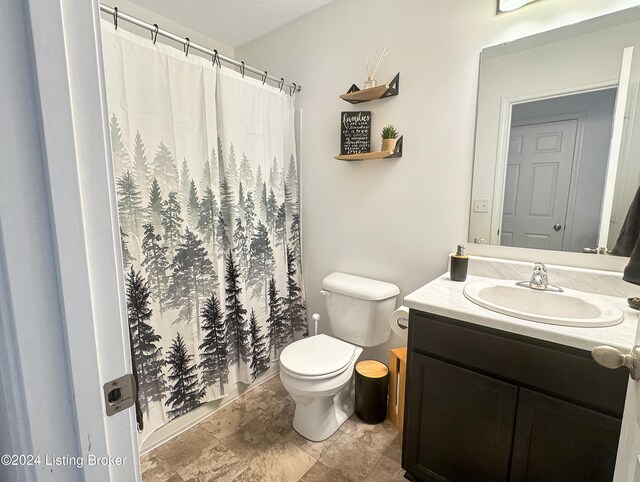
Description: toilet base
xmin=290 ymin=376 xmax=355 ymax=442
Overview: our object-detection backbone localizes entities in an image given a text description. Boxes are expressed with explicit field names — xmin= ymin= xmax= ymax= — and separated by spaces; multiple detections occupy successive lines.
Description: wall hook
xmin=152 ymin=24 xmax=159 ymax=44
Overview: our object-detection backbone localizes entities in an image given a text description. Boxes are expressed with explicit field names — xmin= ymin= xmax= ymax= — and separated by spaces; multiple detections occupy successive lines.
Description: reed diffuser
xmin=363 ymin=44 xmax=388 ymax=89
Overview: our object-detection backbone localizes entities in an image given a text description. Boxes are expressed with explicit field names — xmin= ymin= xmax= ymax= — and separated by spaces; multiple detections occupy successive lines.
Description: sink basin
xmin=463 ymin=279 xmax=624 ymax=327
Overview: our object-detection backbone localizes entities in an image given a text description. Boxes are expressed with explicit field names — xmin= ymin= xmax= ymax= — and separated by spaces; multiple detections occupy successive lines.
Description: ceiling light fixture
xmin=498 ymin=0 xmax=528 ymax=12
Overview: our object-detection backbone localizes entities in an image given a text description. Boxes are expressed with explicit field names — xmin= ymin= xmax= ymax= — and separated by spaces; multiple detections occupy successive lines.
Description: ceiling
xmin=129 ymin=0 xmax=336 ymax=48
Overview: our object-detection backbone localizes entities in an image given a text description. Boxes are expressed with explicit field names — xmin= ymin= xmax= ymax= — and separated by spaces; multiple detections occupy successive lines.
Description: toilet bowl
xmin=279 ymin=272 xmax=400 ymax=441
xmin=280 ymin=334 xmax=363 ymax=441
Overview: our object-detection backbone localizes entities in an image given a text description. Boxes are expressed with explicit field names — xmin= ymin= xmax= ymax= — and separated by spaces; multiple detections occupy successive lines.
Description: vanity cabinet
xmin=510 ymin=389 xmax=621 ymax=482
xmin=402 ymin=310 xmax=628 ymax=482
xmin=405 ymin=353 xmax=517 ymax=481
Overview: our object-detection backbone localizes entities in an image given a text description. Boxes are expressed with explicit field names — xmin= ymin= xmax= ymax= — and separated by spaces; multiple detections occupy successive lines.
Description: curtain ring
xmin=113 ymin=7 xmax=118 ymax=30
xmin=184 ymin=38 xmax=190 ymax=56
xmin=212 ymin=50 xmax=221 ymax=68
xmin=240 ymin=61 xmax=245 ymax=77
xmin=292 ymin=83 xmax=297 ymax=95
xmin=152 ymin=24 xmax=159 ymax=44
xmin=279 ymin=78 xmax=284 ymax=91
xmin=262 ymin=71 xmax=268 ymax=85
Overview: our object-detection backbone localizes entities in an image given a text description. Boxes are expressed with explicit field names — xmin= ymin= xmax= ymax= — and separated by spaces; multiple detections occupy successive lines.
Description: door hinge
xmin=103 ymin=374 xmax=137 ymax=416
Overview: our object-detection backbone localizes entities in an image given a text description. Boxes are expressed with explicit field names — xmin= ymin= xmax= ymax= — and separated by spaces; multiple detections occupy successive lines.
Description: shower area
xmin=1 ymin=0 xmax=310 ymax=477
xmin=102 ymin=10 xmax=310 ymax=463
xmin=99 ymin=5 xmax=308 ymax=450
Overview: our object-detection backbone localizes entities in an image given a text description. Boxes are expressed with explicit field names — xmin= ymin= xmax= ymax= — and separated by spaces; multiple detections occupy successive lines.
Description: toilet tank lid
xmin=322 ymin=272 xmax=400 ymax=301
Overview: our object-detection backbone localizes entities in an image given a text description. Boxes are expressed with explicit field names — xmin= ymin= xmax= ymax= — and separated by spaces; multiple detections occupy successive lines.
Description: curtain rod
xmin=99 ymin=4 xmax=301 ymax=93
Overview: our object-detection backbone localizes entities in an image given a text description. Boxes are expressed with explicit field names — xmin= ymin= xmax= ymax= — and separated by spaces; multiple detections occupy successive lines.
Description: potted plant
xmin=381 ymin=124 xmax=399 ymax=152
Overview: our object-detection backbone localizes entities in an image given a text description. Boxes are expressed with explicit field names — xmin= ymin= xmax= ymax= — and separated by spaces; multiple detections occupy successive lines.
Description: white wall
xmin=237 ymin=0 xmax=640 ymax=362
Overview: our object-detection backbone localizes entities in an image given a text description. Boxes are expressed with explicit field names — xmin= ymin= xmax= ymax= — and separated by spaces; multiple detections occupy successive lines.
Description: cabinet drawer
xmin=408 ymin=310 xmax=627 ymax=417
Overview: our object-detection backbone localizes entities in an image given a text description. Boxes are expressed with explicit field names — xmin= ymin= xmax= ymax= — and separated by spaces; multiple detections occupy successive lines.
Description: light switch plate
xmin=473 ymin=198 xmax=489 ymax=213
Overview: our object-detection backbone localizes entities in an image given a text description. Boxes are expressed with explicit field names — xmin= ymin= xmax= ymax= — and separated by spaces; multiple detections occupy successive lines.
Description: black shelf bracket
xmin=383 ymin=135 xmax=403 ymax=159
xmin=381 ymin=72 xmax=400 ymax=99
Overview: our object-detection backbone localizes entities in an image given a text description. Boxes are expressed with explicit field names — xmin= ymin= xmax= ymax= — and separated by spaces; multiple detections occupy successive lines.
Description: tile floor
xmin=141 ymin=375 xmax=405 ymax=482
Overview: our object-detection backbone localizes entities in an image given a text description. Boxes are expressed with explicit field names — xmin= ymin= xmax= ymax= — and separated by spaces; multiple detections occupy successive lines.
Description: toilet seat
xmin=280 ymin=334 xmax=357 ymax=379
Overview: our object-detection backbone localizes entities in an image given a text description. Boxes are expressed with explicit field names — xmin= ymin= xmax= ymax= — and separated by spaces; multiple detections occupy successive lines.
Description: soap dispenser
xmin=450 ymin=244 xmax=468 ymax=282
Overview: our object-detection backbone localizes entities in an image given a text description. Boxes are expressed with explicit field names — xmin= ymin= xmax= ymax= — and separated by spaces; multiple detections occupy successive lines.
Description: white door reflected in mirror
xmin=499 ymin=88 xmax=618 ymax=252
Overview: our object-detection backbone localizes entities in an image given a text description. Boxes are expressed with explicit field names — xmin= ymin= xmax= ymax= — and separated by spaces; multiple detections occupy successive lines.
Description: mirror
xmin=469 ymin=7 xmax=640 ymax=255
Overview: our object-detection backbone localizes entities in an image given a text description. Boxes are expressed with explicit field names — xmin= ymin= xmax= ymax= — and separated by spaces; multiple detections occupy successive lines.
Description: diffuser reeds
xmin=363 ymin=43 xmax=388 ymax=84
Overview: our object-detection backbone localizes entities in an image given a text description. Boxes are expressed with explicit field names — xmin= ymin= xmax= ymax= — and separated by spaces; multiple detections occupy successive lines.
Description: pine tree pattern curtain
xmin=100 ymin=21 xmax=306 ymax=441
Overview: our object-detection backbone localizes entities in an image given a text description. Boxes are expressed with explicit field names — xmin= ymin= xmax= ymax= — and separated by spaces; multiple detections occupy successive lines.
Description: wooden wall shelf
xmin=340 ymin=73 xmax=400 ymax=104
xmin=335 ymin=136 xmax=403 ymax=161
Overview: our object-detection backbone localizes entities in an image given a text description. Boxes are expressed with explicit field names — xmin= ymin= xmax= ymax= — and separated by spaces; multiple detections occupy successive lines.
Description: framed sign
xmin=340 ymin=111 xmax=371 ymax=155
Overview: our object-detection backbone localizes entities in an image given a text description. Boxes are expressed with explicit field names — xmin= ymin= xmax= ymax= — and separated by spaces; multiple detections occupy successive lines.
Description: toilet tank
xmin=321 ymin=272 xmax=400 ymax=347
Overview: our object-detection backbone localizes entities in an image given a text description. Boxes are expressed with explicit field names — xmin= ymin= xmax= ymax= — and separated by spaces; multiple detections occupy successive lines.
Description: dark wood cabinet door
xmin=510 ymin=388 xmax=621 ymax=482
xmin=403 ymin=353 xmax=518 ymax=482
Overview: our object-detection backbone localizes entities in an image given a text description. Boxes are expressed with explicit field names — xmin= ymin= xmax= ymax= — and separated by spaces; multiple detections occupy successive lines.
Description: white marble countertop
xmin=403 ymin=273 xmax=639 ymax=352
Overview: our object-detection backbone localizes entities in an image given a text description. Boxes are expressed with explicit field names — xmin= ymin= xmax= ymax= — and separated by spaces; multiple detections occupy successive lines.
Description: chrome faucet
xmin=516 ymin=262 xmax=563 ymax=292
xmin=530 ymin=262 xmax=548 ymax=290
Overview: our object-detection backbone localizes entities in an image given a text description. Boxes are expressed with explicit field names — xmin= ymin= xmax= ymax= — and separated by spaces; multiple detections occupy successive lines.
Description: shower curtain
xmin=100 ymin=21 xmax=307 ymax=441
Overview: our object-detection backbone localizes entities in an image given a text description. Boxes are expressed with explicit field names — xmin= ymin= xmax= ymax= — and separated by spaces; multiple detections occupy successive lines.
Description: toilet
xmin=279 ymin=272 xmax=399 ymax=441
